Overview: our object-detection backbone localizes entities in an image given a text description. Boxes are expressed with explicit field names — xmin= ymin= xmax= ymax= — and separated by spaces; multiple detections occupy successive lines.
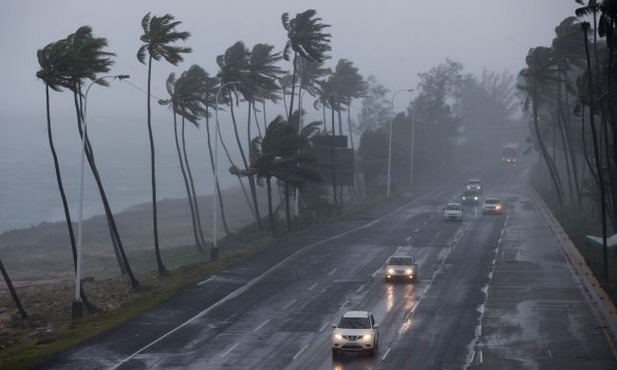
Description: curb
xmin=526 ymin=184 xmax=617 ymax=348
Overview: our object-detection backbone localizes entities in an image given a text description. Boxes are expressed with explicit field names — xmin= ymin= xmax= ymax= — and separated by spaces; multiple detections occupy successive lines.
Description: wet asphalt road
xmin=35 ymin=159 xmax=617 ymax=370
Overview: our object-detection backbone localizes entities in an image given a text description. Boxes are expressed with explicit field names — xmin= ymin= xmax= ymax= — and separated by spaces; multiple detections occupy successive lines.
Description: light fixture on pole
xmin=73 ymin=74 xmax=129 ymax=319
xmin=387 ymin=89 xmax=413 ymax=197
xmin=212 ymin=81 xmax=240 ymax=261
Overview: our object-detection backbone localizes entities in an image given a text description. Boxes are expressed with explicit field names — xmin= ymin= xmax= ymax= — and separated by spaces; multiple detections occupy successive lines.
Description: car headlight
xmin=405 ymin=268 xmax=413 ymax=274
xmin=387 ymin=268 xmax=395 ymax=274
xmin=474 ymin=196 xmax=478 ymax=200
xmin=496 ymin=204 xmax=502 ymax=210
xmin=362 ymin=334 xmax=372 ymax=340
xmin=334 ymin=333 xmax=343 ymax=340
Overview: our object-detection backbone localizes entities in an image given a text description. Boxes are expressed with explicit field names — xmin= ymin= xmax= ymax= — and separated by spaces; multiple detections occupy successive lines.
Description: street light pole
xmin=73 ymin=74 xmax=129 ymax=319
xmin=410 ymin=99 xmax=417 ymax=187
xmin=212 ymin=81 xmax=240 ymax=261
xmin=387 ymin=89 xmax=413 ymax=197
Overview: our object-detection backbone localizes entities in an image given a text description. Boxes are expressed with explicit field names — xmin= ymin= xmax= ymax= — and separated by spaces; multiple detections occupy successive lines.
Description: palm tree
xmin=216 ymin=41 xmax=264 ymax=229
xmin=0 ymin=258 xmax=27 ymax=319
xmin=159 ymin=67 xmax=208 ymax=252
xmin=137 ymin=13 xmax=192 ymax=275
xmin=63 ymin=26 xmax=140 ymax=290
xmin=36 ymin=40 xmax=93 ymax=315
xmin=230 ymin=116 xmax=320 ymax=236
xmin=282 ymin=9 xmax=332 ymax=119
xmin=519 ymin=47 xmax=564 ymax=205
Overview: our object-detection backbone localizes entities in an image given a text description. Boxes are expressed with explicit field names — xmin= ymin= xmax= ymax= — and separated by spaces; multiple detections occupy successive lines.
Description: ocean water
xmin=0 ymin=113 xmax=239 ymax=235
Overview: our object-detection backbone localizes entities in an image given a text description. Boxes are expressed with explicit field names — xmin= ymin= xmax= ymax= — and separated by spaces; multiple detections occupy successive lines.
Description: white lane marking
xmin=307 ymin=282 xmax=318 ymax=291
xmin=328 ymin=268 xmax=337 ymax=275
xmin=356 ymin=283 xmax=367 ymax=293
xmin=253 ymin=319 xmax=270 ymax=332
xmin=381 ymin=347 xmax=392 ymax=360
xmin=339 ymin=300 xmax=349 ymax=311
xmin=478 ymin=350 xmax=483 ymax=363
xmin=109 ymin=187 xmax=442 ymax=370
xmin=548 ymin=349 xmax=552 ymax=359
xmin=293 ymin=344 xmax=309 ymax=360
xmin=283 ymin=298 xmax=297 ymax=310
xmin=320 ymin=322 xmax=330 ymax=332
xmin=220 ymin=343 xmax=239 ymax=357
xmin=197 ymin=276 xmax=213 ymax=286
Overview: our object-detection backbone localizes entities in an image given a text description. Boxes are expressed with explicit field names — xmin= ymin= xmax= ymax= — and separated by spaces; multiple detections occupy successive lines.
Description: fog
xmin=0 ymin=0 xmax=575 ymax=233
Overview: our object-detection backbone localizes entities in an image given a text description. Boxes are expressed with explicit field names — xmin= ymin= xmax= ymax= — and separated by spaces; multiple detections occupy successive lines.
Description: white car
xmin=385 ymin=255 xmax=418 ymax=282
xmin=443 ymin=202 xmax=463 ymax=221
xmin=482 ymin=197 xmax=503 ymax=214
xmin=465 ymin=179 xmax=483 ymax=192
xmin=332 ymin=311 xmax=379 ymax=357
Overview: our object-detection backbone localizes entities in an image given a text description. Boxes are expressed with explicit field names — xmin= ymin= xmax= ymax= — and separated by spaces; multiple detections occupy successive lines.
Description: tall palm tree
xmin=63 ymin=26 xmax=140 ymax=290
xmin=137 ymin=13 xmax=192 ymax=275
xmin=159 ymin=68 xmax=207 ymax=252
xmin=216 ymin=41 xmax=264 ymax=229
xmin=36 ymin=40 xmax=93 ymax=315
xmin=519 ymin=47 xmax=564 ymax=205
xmin=282 ymin=9 xmax=332 ymax=119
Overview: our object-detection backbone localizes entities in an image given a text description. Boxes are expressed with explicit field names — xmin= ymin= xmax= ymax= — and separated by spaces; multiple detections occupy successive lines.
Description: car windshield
xmin=463 ymin=191 xmax=478 ymax=196
xmin=485 ymin=199 xmax=500 ymax=204
xmin=338 ymin=317 xmax=371 ymax=329
xmin=468 ymin=180 xmax=481 ymax=185
xmin=445 ymin=204 xmax=461 ymax=210
xmin=387 ymin=257 xmax=413 ymax=265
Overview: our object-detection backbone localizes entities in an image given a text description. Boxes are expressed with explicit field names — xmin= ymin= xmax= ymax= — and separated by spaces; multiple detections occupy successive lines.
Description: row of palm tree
xmin=518 ymin=1 xmax=617 ymax=277
xmin=0 ymin=9 xmax=372 ymax=320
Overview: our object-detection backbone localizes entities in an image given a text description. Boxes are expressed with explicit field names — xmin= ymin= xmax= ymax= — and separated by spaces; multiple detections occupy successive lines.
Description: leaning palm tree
xmin=0 ymin=258 xmax=27 ymax=319
xmin=63 ymin=26 xmax=140 ymax=290
xmin=137 ymin=13 xmax=192 ymax=275
xmin=159 ymin=68 xmax=207 ymax=252
xmin=216 ymin=41 xmax=263 ymax=229
xmin=282 ymin=9 xmax=332 ymax=119
xmin=518 ymin=46 xmax=564 ymax=205
xmin=36 ymin=40 xmax=93 ymax=315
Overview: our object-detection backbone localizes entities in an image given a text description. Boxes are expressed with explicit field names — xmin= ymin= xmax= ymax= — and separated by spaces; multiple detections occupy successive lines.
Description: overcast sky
xmin=0 ymin=0 xmax=580 ymax=232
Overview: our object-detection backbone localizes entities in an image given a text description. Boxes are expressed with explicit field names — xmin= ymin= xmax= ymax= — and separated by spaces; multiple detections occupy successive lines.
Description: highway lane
xmin=36 ymin=160 xmax=617 ymax=370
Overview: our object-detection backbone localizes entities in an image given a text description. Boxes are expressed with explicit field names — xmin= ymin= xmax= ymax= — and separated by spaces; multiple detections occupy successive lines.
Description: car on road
xmin=482 ymin=197 xmax=503 ymax=214
xmin=332 ymin=310 xmax=379 ymax=357
xmin=384 ymin=254 xmax=418 ymax=282
xmin=443 ymin=202 xmax=463 ymax=221
xmin=462 ymin=190 xmax=481 ymax=205
xmin=465 ymin=179 xmax=483 ymax=192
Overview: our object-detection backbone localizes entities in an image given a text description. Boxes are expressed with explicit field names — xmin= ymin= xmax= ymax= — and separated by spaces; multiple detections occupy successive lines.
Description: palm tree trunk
xmin=330 ymin=96 xmax=338 ymax=205
xmin=0 ymin=258 xmax=27 ymax=319
xmin=288 ymin=51 xmax=298 ymax=120
xmin=174 ymin=114 xmax=203 ymax=252
xmin=267 ymin=177 xmax=276 ymax=237
xmin=74 ymin=92 xmax=139 ymax=288
xmin=285 ymin=182 xmax=291 ymax=231
xmin=147 ymin=56 xmax=167 ymax=275
xmin=230 ymin=94 xmax=262 ymax=228
xmin=182 ymin=117 xmax=208 ymax=250
xmin=204 ymin=115 xmax=230 ymax=235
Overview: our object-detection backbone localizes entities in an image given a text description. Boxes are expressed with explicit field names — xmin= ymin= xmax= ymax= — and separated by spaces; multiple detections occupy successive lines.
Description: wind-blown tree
xmin=159 ymin=66 xmax=209 ymax=252
xmin=282 ymin=9 xmax=332 ymax=119
xmin=519 ymin=47 xmax=564 ymax=205
xmin=36 ymin=39 xmax=100 ymax=316
xmin=216 ymin=41 xmax=263 ymax=229
xmin=357 ymin=76 xmax=390 ymax=133
xmin=230 ymin=116 xmax=321 ymax=236
xmin=56 ymin=27 xmax=141 ymax=293
xmin=137 ymin=12 xmax=191 ymax=275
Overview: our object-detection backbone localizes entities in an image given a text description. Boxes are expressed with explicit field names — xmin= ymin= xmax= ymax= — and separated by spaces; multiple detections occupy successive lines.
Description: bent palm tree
xmin=137 ymin=13 xmax=192 ymax=275
xmin=282 ymin=9 xmax=332 ymax=119
xmin=0 ymin=258 xmax=27 ymax=319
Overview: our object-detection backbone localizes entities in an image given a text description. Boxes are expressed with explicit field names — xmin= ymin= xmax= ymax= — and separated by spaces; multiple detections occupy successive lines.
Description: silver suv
xmin=332 ymin=311 xmax=379 ymax=357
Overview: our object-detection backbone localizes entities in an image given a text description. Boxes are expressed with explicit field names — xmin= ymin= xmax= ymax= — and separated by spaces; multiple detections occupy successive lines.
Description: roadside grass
xmin=530 ymin=168 xmax=617 ymax=306
xmin=0 ymin=241 xmax=268 ymax=370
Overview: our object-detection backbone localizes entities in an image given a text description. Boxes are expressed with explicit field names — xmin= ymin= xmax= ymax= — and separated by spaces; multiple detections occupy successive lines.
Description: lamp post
xmin=73 ymin=74 xmax=129 ymax=319
xmin=410 ymin=99 xmax=417 ymax=187
xmin=387 ymin=89 xmax=413 ymax=197
xmin=212 ymin=81 xmax=240 ymax=261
